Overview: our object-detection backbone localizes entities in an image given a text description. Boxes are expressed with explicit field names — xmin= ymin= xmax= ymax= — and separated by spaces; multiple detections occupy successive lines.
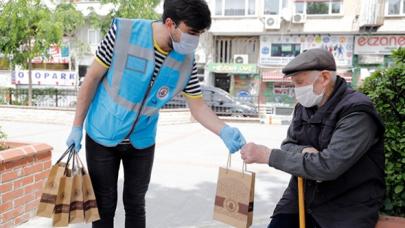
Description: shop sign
xmin=207 ymin=63 xmax=257 ymax=74
xmin=358 ymin=55 xmax=385 ymax=64
xmin=12 ymin=70 xmax=77 ymax=86
xmin=354 ymin=35 xmax=405 ymax=55
xmin=260 ymin=35 xmax=354 ymax=67
xmin=32 ymin=43 xmax=70 ymax=64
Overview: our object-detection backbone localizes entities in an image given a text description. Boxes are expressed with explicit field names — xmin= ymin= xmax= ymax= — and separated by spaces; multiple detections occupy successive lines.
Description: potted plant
xmin=0 ymin=126 xmax=7 ymax=150
xmin=360 ymin=47 xmax=405 ymax=228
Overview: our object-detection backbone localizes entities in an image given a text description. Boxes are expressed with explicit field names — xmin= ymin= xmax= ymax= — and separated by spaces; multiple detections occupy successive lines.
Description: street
xmin=0 ymin=115 xmax=291 ymax=228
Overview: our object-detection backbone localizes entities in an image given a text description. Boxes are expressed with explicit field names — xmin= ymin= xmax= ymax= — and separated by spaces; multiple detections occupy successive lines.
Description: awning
xmin=262 ymin=69 xmax=352 ymax=82
xmin=262 ymin=69 xmax=290 ymax=82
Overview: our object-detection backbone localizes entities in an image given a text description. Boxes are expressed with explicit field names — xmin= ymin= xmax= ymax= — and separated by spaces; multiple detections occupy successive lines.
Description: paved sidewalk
xmin=1 ymin=109 xmax=291 ymax=228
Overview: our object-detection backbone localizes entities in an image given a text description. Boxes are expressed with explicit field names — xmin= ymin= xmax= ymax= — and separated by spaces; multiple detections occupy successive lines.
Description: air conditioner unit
xmin=264 ymin=16 xmax=281 ymax=30
xmin=233 ymin=54 xmax=248 ymax=64
xmin=292 ymin=14 xmax=306 ymax=24
xmin=359 ymin=0 xmax=384 ymax=29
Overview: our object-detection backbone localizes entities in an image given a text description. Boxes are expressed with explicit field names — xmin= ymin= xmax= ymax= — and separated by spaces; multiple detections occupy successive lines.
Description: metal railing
xmin=0 ymin=88 xmax=77 ymax=108
xmin=0 ymin=88 xmax=295 ymax=118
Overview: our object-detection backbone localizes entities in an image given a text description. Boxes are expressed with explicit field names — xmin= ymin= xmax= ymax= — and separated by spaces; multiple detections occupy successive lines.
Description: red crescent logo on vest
xmin=157 ymin=86 xmax=169 ymax=100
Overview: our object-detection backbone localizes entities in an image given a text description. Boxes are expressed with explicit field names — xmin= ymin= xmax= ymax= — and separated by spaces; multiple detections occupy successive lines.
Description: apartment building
xmin=201 ymin=0 xmax=405 ymax=111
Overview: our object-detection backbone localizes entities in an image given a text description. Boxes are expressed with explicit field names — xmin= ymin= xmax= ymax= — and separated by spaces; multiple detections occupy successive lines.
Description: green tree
xmin=0 ymin=126 xmax=7 ymax=150
xmin=54 ymin=3 xmax=85 ymax=70
xmin=360 ymin=48 xmax=405 ymax=217
xmin=55 ymin=3 xmax=85 ymax=38
xmin=98 ymin=0 xmax=160 ymax=33
xmin=0 ymin=0 xmax=63 ymax=106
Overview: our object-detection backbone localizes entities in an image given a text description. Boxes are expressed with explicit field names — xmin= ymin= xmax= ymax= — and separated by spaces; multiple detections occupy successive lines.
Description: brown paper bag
xmin=69 ymin=153 xmax=85 ymax=223
xmin=53 ymin=151 xmax=74 ymax=227
xmin=37 ymin=146 xmax=72 ymax=218
xmin=213 ymin=157 xmax=255 ymax=228
xmin=78 ymin=157 xmax=100 ymax=223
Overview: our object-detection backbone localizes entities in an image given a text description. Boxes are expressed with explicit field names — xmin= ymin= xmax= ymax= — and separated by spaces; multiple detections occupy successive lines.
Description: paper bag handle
xmin=56 ymin=144 xmax=74 ymax=164
xmin=226 ymin=153 xmax=248 ymax=175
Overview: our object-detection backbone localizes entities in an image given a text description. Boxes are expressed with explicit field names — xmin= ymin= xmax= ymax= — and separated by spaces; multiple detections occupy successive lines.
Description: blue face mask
xmin=170 ymin=27 xmax=199 ymax=55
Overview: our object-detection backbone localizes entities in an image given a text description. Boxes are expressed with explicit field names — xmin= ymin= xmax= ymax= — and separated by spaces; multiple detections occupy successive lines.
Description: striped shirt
xmin=95 ymin=22 xmax=202 ymax=97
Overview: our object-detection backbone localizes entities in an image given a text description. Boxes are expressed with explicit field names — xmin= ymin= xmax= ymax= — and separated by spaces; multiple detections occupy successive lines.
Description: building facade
xmin=200 ymin=0 xmax=405 ymax=114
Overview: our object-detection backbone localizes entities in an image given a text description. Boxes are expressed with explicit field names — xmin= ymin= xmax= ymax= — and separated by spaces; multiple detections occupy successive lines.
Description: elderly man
xmin=241 ymin=48 xmax=385 ymax=228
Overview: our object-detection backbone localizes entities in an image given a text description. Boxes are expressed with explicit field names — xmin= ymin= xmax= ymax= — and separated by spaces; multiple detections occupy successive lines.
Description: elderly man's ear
xmin=320 ymin=71 xmax=330 ymax=84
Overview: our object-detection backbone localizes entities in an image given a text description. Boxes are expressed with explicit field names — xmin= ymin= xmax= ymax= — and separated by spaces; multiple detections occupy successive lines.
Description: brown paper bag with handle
xmin=213 ymin=155 xmax=255 ymax=228
xmin=52 ymin=150 xmax=74 ymax=227
xmin=37 ymin=146 xmax=73 ymax=218
xmin=77 ymin=156 xmax=100 ymax=223
xmin=69 ymin=153 xmax=85 ymax=223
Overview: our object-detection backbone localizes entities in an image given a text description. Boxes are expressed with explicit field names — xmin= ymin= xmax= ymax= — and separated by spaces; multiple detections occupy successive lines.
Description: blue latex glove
xmin=66 ymin=126 xmax=83 ymax=153
xmin=219 ymin=125 xmax=246 ymax=154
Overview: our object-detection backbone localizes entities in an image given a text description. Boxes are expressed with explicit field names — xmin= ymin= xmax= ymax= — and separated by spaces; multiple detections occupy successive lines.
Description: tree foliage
xmin=0 ymin=0 xmax=63 ymax=105
xmin=360 ymin=48 xmax=405 ymax=217
xmin=98 ymin=0 xmax=160 ymax=33
xmin=55 ymin=3 xmax=85 ymax=37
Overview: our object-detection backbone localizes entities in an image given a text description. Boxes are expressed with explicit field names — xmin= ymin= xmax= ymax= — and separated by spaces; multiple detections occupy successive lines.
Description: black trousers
xmin=269 ymin=213 xmax=322 ymax=228
xmin=86 ymin=135 xmax=155 ymax=228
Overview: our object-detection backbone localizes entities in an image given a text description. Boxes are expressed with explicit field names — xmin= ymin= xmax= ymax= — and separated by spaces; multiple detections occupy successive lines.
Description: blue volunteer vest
xmin=85 ymin=18 xmax=194 ymax=149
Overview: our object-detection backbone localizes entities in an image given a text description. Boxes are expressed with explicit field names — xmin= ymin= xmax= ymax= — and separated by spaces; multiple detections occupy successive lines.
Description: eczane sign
xmin=355 ymin=35 xmax=405 ymax=55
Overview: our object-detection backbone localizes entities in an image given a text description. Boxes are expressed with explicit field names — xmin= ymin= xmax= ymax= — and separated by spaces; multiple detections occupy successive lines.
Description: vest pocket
xmin=89 ymin=98 xmax=129 ymax=141
xmin=121 ymin=55 xmax=150 ymax=103
xmin=126 ymin=55 xmax=147 ymax=74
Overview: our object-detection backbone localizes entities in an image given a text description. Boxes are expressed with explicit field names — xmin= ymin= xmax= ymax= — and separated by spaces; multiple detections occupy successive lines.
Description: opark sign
xmin=355 ymin=35 xmax=405 ymax=55
xmin=12 ymin=70 xmax=77 ymax=86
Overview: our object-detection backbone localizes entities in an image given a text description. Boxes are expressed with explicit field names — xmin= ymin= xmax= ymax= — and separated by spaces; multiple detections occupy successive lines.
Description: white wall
xmin=0 ymin=70 xmax=12 ymax=88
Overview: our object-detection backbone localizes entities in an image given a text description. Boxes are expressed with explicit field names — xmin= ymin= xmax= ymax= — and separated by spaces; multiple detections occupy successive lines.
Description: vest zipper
xmin=125 ymin=79 xmax=155 ymax=139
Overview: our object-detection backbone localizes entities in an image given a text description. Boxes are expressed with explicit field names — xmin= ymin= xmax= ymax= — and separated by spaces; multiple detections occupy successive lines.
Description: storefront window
xmin=264 ymin=0 xmax=280 ymax=15
xmin=271 ymin=44 xmax=301 ymax=57
xmin=261 ymin=82 xmax=296 ymax=106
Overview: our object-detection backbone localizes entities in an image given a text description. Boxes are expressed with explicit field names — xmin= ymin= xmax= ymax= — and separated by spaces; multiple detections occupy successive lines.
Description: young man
xmin=66 ymin=1 xmax=246 ymax=227
xmin=241 ymin=49 xmax=385 ymax=228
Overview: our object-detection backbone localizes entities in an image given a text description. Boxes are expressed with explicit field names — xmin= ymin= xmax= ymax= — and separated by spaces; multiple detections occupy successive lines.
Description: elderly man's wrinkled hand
xmin=302 ymin=147 xmax=319 ymax=154
xmin=241 ymin=143 xmax=271 ymax=164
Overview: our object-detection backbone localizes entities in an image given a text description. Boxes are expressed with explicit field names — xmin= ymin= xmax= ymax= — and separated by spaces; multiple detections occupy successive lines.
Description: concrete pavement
xmin=0 ymin=108 xmax=291 ymax=228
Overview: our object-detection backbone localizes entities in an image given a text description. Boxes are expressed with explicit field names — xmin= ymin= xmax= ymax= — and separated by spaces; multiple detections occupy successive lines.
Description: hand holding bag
xmin=52 ymin=148 xmax=75 ymax=227
xmin=37 ymin=146 xmax=73 ymax=218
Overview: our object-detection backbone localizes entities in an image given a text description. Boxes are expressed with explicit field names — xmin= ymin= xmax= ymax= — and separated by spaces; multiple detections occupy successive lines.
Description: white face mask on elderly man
xmin=294 ymin=77 xmax=324 ymax=108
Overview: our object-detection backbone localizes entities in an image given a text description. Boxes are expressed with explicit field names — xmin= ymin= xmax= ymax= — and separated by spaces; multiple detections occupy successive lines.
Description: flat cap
xmin=282 ymin=48 xmax=336 ymax=76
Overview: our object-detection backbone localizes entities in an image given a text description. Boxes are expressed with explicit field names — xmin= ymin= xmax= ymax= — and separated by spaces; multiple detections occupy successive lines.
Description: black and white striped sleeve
xmin=183 ymin=61 xmax=202 ymax=97
xmin=95 ymin=21 xmax=117 ymax=68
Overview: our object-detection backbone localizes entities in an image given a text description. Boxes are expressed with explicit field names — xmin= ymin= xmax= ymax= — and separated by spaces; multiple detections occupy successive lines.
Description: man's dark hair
xmin=162 ymin=0 xmax=211 ymax=31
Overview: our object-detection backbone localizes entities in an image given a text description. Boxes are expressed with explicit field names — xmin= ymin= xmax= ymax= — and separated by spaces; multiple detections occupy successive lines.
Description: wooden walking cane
xmin=298 ymin=177 xmax=306 ymax=228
